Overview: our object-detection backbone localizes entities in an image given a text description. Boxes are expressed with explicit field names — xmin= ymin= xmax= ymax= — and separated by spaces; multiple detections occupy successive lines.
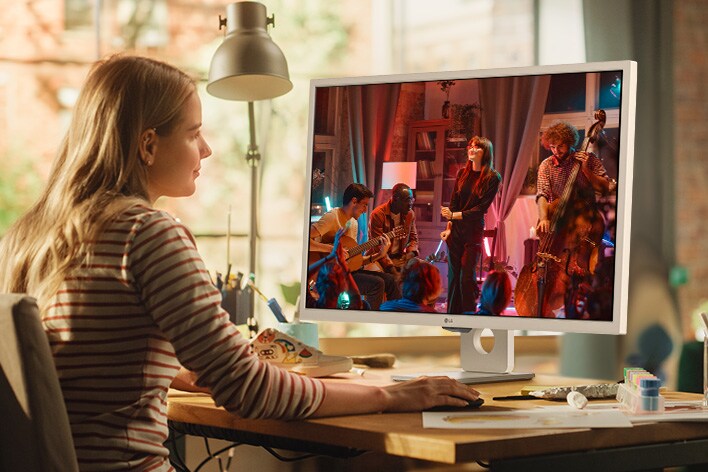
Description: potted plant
xmin=437 ymin=80 xmax=455 ymax=118
xmin=451 ymin=102 xmax=482 ymax=141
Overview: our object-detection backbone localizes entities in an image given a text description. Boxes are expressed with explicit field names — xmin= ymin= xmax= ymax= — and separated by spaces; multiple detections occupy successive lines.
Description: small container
xmin=277 ymin=322 xmax=319 ymax=349
xmin=616 ymin=382 xmax=665 ymax=414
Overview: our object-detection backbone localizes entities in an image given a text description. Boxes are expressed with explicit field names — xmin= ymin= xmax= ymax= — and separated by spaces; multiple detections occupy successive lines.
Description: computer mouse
xmin=425 ymin=397 xmax=484 ymax=411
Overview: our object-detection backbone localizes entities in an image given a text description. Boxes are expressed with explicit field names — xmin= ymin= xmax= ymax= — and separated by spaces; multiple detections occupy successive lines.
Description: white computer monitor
xmin=300 ymin=61 xmax=636 ymax=383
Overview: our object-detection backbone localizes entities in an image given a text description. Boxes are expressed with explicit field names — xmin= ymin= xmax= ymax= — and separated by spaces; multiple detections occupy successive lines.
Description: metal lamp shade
xmin=207 ymin=2 xmax=292 ymax=101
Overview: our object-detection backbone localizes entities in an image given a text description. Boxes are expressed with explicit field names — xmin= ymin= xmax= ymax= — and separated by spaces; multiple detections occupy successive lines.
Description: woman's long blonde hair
xmin=0 ymin=55 xmax=195 ymax=307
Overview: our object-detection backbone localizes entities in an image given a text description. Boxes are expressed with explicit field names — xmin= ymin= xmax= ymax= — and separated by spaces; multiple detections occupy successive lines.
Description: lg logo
xmin=443 ymin=317 xmax=453 ymax=324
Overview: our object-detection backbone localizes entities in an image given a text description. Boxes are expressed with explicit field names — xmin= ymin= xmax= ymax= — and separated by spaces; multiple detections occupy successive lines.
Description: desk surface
xmin=167 ymin=368 xmax=708 ymax=467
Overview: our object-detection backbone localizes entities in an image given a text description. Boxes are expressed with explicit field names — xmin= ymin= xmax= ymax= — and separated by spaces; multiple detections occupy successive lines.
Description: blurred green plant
xmin=0 ymin=147 xmax=44 ymax=234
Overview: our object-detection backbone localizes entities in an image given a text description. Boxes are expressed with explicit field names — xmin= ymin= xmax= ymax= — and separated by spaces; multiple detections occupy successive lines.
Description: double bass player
xmin=536 ymin=120 xmax=615 ymax=235
xmin=516 ymin=117 xmax=616 ymax=319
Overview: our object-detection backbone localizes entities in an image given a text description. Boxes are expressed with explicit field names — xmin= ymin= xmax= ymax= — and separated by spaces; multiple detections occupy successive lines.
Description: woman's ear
xmin=139 ymin=128 xmax=157 ymax=166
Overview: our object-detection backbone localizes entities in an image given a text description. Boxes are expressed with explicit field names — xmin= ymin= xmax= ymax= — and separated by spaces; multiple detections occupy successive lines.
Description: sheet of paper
xmin=539 ymin=401 xmax=708 ymax=423
xmin=423 ymin=407 xmax=633 ymax=429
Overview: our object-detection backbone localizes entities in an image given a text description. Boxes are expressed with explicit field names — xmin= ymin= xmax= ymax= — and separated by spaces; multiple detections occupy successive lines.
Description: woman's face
xmin=146 ymin=92 xmax=212 ymax=202
xmin=467 ymin=141 xmax=483 ymax=163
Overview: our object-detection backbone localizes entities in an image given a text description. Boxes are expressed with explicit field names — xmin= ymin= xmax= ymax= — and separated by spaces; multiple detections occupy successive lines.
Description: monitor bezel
xmin=299 ymin=60 xmax=636 ymax=336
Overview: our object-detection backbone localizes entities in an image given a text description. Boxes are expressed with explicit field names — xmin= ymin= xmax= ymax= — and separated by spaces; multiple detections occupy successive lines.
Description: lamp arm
xmin=246 ymin=101 xmax=261 ymax=165
xmin=246 ymin=101 xmax=261 ymax=279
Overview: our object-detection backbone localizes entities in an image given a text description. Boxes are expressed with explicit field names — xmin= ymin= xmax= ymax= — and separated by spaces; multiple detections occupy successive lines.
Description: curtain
xmin=560 ymin=0 xmax=677 ymax=383
xmin=346 ymin=84 xmax=401 ymax=243
xmin=584 ymin=0 xmax=674 ymax=262
xmin=478 ymin=75 xmax=551 ymax=264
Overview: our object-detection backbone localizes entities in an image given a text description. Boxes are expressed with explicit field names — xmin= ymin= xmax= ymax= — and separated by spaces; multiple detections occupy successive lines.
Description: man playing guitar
xmin=369 ymin=183 xmax=419 ymax=279
xmin=309 ymin=183 xmax=400 ymax=309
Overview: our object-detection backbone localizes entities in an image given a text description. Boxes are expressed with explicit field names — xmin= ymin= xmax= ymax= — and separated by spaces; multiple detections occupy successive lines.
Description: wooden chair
xmin=0 ymin=294 xmax=78 ymax=471
xmin=477 ymin=227 xmax=498 ymax=284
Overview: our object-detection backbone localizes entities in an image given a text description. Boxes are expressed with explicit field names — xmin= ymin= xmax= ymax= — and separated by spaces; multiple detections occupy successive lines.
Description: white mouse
xmin=567 ymin=390 xmax=588 ymax=409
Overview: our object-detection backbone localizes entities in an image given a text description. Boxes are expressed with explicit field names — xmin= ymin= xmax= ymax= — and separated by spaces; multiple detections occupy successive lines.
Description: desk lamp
xmin=207 ymin=1 xmax=292 ymax=335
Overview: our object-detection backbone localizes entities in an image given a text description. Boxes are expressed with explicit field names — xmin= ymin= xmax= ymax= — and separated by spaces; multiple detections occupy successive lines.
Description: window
xmin=64 ymin=0 xmax=93 ymax=31
xmin=0 ymin=0 xmax=565 ymax=339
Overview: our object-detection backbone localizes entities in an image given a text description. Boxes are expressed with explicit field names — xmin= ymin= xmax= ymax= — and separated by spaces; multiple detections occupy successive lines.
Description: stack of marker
xmin=616 ymin=367 xmax=664 ymax=414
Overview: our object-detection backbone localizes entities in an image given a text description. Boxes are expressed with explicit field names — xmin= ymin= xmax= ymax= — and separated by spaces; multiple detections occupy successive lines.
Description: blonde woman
xmin=0 ymin=55 xmax=478 ymax=471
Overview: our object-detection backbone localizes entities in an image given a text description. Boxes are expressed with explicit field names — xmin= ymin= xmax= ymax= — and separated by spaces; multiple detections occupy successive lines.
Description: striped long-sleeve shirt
xmin=43 ymin=206 xmax=325 ymax=471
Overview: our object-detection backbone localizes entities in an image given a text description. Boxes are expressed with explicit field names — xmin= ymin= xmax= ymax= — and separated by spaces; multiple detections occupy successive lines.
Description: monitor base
xmin=391 ymin=370 xmax=534 ymax=385
xmin=392 ymin=328 xmax=535 ymax=384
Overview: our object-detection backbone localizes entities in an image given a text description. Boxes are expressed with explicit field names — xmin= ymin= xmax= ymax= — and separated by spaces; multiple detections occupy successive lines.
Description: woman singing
xmin=440 ymin=136 xmax=501 ymax=313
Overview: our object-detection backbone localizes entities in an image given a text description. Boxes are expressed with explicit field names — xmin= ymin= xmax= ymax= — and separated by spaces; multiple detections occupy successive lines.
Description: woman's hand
xmin=440 ymin=229 xmax=451 ymax=241
xmin=440 ymin=206 xmax=453 ymax=220
xmin=380 ymin=376 xmax=480 ymax=412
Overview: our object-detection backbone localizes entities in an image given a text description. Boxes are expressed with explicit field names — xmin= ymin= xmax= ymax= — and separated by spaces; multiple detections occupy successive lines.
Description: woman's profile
xmin=0 ymin=55 xmax=479 ymax=471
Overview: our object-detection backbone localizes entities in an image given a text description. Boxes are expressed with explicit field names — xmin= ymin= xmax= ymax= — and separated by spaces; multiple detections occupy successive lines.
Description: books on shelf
xmin=417 ymin=160 xmax=435 ymax=179
xmin=416 ymin=131 xmax=434 ymax=150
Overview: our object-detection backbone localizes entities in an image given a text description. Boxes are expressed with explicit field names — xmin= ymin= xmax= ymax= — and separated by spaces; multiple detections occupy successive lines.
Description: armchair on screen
xmin=0 ymin=294 xmax=79 ymax=472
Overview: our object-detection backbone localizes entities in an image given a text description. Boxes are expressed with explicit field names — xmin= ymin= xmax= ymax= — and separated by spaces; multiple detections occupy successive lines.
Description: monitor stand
xmin=391 ymin=329 xmax=535 ymax=385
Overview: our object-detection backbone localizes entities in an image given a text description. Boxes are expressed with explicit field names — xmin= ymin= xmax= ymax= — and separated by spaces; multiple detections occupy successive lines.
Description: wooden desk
xmin=167 ymin=369 xmax=708 ymax=471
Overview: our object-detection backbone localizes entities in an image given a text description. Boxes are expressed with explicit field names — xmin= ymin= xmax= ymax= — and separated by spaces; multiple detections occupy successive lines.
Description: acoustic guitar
xmin=309 ymin=225 xmax=406 ymax=272
xmin=307 ymin=226 xmax=406 ymax=299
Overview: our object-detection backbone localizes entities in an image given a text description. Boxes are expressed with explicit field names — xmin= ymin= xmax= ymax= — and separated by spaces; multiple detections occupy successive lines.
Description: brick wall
xmin=674 ymin=0 xmax=708 ymax=338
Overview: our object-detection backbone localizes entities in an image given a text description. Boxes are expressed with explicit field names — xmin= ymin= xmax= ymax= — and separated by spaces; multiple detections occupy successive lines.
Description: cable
xmin=194 ymin=440 xmax=243 ymax=472
xmin=164 ymin=431 xmax=190 ymax=472
xmin=261 ymin=446 xmax=367 ymax=462
xmin=261 ymin=446 xmax=319 ymax=462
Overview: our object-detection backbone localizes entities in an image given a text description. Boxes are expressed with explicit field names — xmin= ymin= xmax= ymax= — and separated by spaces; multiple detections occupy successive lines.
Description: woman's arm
xmin=171 ymin=367 xmax=211 ymax=393
xmin=311 ymin=376 xmax=480 ymax=417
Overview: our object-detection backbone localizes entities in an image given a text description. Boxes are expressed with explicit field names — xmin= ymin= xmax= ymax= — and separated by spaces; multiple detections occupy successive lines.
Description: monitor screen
xmin=300 ymin=61 xmax=635 ymax=342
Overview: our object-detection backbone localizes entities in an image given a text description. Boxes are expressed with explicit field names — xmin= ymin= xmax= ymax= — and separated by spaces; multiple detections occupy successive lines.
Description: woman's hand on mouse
xmin=380 ymin=376 xmax=480 ymax=412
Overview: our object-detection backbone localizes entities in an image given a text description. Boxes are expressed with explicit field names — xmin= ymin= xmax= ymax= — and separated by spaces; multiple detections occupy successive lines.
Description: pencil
xmin=492 ymin=395 xmax=538 ymax=401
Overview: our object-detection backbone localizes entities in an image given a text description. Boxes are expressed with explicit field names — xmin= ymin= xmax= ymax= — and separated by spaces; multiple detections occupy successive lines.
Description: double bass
xmin=515 ymin=110 xmax=607 ymax=318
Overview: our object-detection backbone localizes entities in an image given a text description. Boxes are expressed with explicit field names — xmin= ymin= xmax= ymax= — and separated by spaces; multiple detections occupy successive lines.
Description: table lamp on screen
xmin=381 ymin=162 xmax=417 ymax=190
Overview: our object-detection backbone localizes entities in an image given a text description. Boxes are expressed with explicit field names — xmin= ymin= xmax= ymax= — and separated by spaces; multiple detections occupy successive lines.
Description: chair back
xmin=0 ymin=294 xmax=79 ymax=471
xmin=478 ymin=227 xmax=498 ymax=282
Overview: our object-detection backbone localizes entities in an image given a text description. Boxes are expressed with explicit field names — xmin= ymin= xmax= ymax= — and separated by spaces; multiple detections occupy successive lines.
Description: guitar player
xmin=309 ymin=183 xmax=401 ymax=309
xmin=369 ymin=183 xmax=419 ymax=279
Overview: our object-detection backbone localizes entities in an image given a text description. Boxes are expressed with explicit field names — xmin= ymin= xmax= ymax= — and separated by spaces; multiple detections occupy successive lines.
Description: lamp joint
xmin=267 ymin=14 xmax=275 ymax=28
xmin=246 ymin=148 xmax=261 ymax=166
xmin=218 ymin=14 xmax=227 ymax=30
